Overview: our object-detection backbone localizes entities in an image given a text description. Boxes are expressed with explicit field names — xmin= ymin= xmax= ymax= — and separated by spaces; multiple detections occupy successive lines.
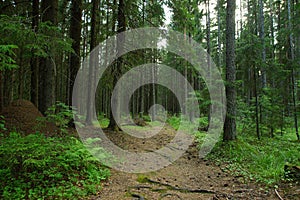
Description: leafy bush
xmin=0 ymin=133 xmax=110 ymax=199
xmin=37 ymin=101 xmax=83 ymax=134
xmin=198 ymin=117 xmax=208 ymax=129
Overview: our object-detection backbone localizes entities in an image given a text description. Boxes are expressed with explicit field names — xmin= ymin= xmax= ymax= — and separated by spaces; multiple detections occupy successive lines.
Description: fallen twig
xmin=275 ymin=189 xmax=284 ymax=200
xmin=233 ymin=189 xmax=253 ymax=193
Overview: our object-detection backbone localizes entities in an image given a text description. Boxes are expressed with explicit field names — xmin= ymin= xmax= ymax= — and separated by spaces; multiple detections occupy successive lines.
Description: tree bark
xmin=205 ymin=0 xmax=211 ymax=123
xmin=39 ymin=0 xmax=58 ymax=114
xmin=0 ymin=71 xmax=3 ymax=112
xmin=68 ymin=0 xmax=82 ymax=106
xmin=224 ymin=0 xmax=237 ymax=141
xmin=86 ymin=0 xmax=99 ymax=125
xmin=108 ymin=0 xmax=126 ymax=130
xmin=287 ymin=0 xmax=299 ymax=140
xmin=30 ymin=0 xmax=39 ymax=107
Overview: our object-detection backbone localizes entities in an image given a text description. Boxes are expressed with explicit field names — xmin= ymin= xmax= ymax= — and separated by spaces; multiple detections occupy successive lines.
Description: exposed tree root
xmin=128 ymin=176 xmax=217 ymax=200
xmin=135 ymin=177 xmax=216 ymax=194
xmin=131 ymin=193 xmax=145 ymax=200
xmin=159 ymin=193 xmax=183 ymax=200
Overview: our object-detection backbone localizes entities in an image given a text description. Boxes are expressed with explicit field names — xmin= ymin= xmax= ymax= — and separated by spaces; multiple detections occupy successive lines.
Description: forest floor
xmin=88 ymin=124 xmax=296 ymax=200
xmin=1 ymin=101 xmax=298 ymax=199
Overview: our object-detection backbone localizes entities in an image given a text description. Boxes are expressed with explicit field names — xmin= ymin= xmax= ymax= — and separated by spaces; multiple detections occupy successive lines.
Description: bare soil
xmin=89 ymin=125 xmax=300 ymax=200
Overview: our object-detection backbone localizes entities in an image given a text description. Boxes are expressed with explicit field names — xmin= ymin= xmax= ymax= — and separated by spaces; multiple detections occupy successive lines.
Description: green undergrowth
xmin=97 ymin=114 xmax=167 ymax=130
xmin=167 ymin=115 xmax=208 ymax=142
xmin=0 ymin=132 xmax=110 ymax=199
xmin=206 ymin=130 xmax=300 ymax=186
xmin=166 ymin=115 xmax=181 ymax=130
xmin=97 ymin=114 xmax=110 ymax=128
xmin=167 ymin=115 xmax=300 ymax=186
xmin=167 ymin=115 xmax=208 ymax=131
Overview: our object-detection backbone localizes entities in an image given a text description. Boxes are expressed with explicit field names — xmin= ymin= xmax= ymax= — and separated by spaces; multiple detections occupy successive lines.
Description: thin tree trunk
xmin=18 ymin=49 xmax=24 ymax=99
xmin=183 ymin=27 xmax=188 ymax=116
xmin=206 ymin=0 xmax=211 ymax=123
xmin=254 ymin=66 xmax=260 ymax=139
xmin=4 ymin=70 xmax=14 ymax=106
xmin=217 ymin=0 xmax=222 ymax=68
xmin=152 ymin=59 xmax=156 ymax=121
xmin=0 ymin=71 xmax=3 ymax=111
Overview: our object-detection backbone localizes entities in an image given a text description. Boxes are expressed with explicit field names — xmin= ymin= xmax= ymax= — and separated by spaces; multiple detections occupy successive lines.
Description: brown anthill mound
xmin=134 ymin=118 xmax=148 ymax=126
xmin=0 ymin=99 xmax=59 ymax=136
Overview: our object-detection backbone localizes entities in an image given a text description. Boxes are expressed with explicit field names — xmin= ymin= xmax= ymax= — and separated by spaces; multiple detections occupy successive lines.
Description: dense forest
xmin=0 ymin=0 xmax=299 ymax=199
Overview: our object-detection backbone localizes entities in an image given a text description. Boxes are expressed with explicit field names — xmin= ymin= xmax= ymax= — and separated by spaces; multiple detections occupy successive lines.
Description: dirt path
xmin=88 ymin=125 xmax=291 ymax=200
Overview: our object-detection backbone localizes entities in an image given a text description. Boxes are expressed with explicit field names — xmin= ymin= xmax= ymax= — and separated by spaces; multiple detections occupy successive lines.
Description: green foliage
xmin=237 ymin=91 xmax=285 ymax=137
xmin=0 ymin=44 xmax=18 ymax=70
xmin=0 ymin=133 xmax=110 ymax=199
xmin=45 ymin=102 xmax=73 ymax=133
xmin=167 ymin=115 xmax=181 ymax=130
xmin=0 ymin=115 xmax=6 ymax=132
xmin=97 ymin=114 xmax=110 ymax=128
xmin=37 ymin=21 xmax=74 ymax=56
xmin=206 ymin=131 xmax=300 ymax=185
xmin=37 ymin=102 xmax=83 ymax=134
xmin=0 ymin=14 xmax=73 ymax=66
xmin=236 ymin=98 xmax=256 ymax=134
xmin=142 ymin=114 xmax=152 ymax=122
xmin=198 ymin=117 xmax=209 ymax=129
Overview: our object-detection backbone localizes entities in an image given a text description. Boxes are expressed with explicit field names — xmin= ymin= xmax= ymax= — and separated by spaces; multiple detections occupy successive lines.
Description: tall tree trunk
xmin=217 ymin=0 xmax=222 ymax=68
xmin=68 ymin=0 xmax=82 ymax=106
xmin=287 ymin=0 xmax=299 ymax=140
xmin=30 ymin=0 xmax=39 ymax=107
xmin=39 ymin=0 xmax=58 ymax=114
xmin=224 ymin=0 xmax=237 ymax=141
xmin=258 ymin=0 xmax=266 ymax=88
xmin=205 ymin=0 xmax=211 ymax=123
xmin=86 ymin=0 xmax=99 ymax=125
xmin=0 ymin=71 xmax=3 ymax=111
xmin=269 ymin=0 xmax=275 ymax=62
xmin=108 ymin=0 xmax=126 ymax=130
xmin=151 ymin=56 xmax=156 ymax=121
xmin=258 ymin=0 xmax=266 ymax=128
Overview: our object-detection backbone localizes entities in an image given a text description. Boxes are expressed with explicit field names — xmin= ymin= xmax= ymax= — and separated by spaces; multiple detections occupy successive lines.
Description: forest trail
xmin=89 ymin=124 xmax=279 ymax=200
